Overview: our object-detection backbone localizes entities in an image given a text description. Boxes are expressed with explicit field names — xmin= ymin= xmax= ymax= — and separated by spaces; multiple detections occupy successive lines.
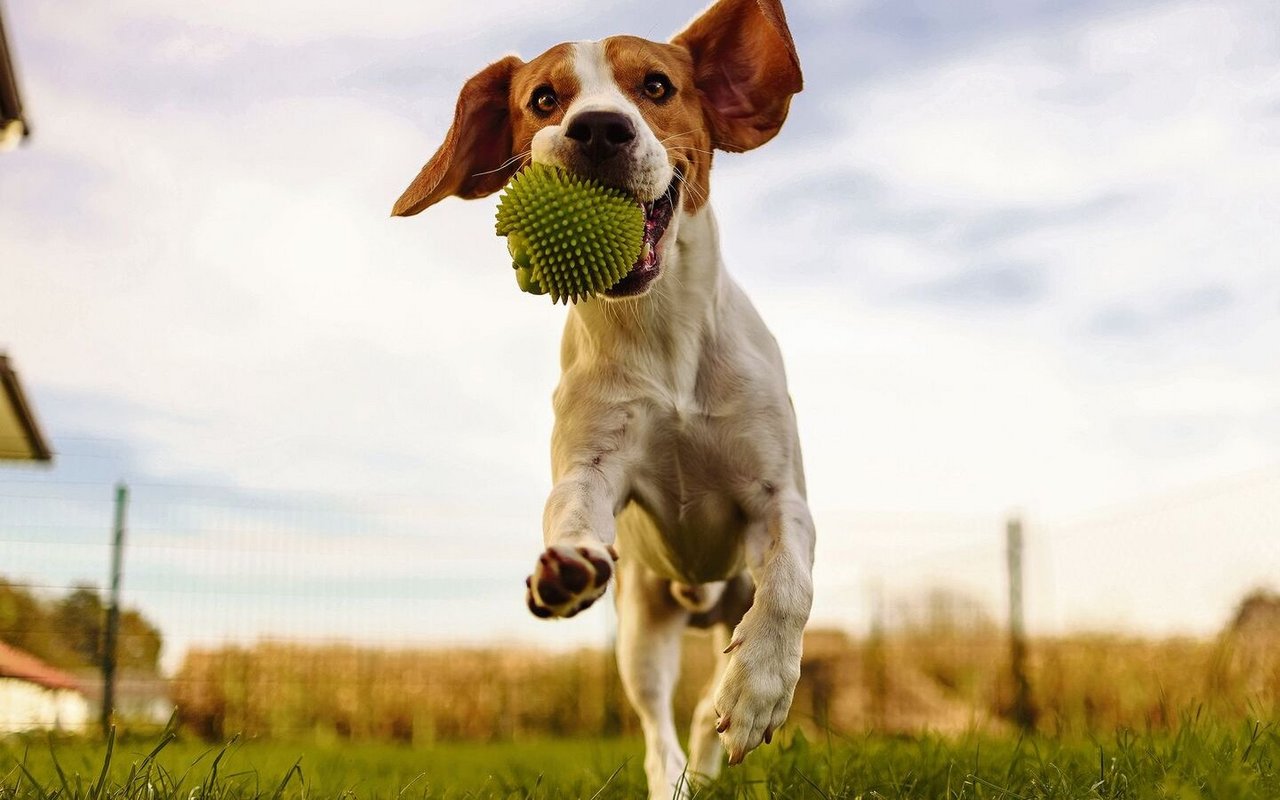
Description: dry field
xmin=169 ymin=618 xmax=1278 ymax=743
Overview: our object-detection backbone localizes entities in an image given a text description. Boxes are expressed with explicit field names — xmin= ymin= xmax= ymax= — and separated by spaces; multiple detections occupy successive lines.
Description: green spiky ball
xmin=495 ymin=164 xmax=645 ymax=304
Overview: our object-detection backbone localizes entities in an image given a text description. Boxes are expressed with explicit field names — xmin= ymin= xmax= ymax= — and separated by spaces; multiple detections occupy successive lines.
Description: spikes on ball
xmin=495 ymin=164 xmax=645 ymax=304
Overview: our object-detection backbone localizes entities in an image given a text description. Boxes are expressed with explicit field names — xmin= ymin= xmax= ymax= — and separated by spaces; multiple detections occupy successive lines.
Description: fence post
xmin=101 ymin=482 xmax=128 ymax=736
xmin=867 ymin=581 xmax=888 ymax=729
xmin=1006 ymin=516 xmax=1037 ymax=731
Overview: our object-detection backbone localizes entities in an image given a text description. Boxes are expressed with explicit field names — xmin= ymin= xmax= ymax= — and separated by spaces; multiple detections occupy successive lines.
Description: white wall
xmin=0 ymin=678 xmax=91 ymax=734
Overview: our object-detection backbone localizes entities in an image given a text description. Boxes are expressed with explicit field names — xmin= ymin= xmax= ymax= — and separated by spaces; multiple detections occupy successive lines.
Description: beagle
xmin=393 ymin=1 xmax=813 ymax=795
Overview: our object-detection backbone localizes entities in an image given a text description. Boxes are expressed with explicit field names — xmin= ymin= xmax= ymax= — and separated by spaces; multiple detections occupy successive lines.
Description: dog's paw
xmin=525 ymin=544 xmax=617 ymax=618
xmin=712 ymin=615 xmax=802 ymax=765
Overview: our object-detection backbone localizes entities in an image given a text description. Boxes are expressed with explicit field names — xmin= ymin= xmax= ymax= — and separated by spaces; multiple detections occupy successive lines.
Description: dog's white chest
xmin=620 ymin=403 xmax=751 ymax=584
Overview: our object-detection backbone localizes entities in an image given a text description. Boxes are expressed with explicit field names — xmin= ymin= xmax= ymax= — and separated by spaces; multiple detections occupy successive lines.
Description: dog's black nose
xmin=565 ymin=111 xmax=636 ymax=163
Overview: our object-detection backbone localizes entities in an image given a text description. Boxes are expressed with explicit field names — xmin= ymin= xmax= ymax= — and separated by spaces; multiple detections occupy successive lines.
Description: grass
xmin=2 ymin=717 xmax=1278 ymax=800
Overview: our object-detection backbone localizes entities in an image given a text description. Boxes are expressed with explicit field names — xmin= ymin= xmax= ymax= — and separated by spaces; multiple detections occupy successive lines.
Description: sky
xmin=1 ymin=0 xmax=1278 ymax=669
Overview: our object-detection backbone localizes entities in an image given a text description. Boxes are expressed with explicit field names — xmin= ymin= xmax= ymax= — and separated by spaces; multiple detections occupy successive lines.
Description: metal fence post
xmin=102 ymin=481 xmax=128 ymax=736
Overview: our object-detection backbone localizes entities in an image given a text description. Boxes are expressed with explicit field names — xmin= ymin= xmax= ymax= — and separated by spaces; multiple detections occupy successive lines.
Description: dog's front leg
xmin=714 ymin=486 xmax=815 ymax=764
xmin=525 ymin=459 xmax=624 ymax=618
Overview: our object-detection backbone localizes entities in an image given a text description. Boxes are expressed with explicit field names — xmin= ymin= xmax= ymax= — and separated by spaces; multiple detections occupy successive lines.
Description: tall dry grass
xmin=170 ymin=622 xmax=1278 ymax=742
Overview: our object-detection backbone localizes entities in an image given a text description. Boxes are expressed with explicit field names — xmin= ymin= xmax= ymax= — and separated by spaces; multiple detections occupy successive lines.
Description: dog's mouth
xmin=604 ymin=176 xmax=680 ymax=298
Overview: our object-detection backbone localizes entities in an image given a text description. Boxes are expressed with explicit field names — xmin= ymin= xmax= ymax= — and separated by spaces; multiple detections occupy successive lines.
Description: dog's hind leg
xmin=615 ymin=557 xmax=692 ymax=800
xmin=687 ymin=573 xmax=754 ymax=784
xmin=687 ymin=626 xmax=731 ymax=783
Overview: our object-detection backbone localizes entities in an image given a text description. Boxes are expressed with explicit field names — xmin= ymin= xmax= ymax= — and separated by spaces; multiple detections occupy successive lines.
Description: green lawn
xmin=2 ymin=720 xmax=1277 ymax=799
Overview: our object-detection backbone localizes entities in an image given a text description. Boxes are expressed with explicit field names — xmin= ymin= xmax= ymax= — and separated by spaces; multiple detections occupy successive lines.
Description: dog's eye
xmin=642 ymin=73 xmax=672 ymax=101
xmin=531 ymin=86 xmax=558 ymax=116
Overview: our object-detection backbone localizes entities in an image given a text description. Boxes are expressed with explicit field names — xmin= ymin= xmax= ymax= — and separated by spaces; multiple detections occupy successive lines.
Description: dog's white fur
xmin=393 ymin=4 xmax=813 ymax=797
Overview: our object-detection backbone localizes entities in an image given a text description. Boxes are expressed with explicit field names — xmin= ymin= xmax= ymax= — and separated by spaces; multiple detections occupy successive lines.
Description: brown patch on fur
xmin=507 ymin=43 xmax=580 ymax=164
xmin=392 ymin=55 xmax=524 ymax=216
xmin=392 ymin=45 xmax=583 ymax=217
xmin=603 ymin=36 xmax=713 ymax=214
xmin=672 ymin=0 xmax=803 ymax=153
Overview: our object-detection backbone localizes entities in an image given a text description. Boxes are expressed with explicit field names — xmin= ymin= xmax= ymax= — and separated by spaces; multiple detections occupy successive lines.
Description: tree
xmin=0 ymin=577 xmax=163 ymax=674
xmin=118 ymin=609 xmax=163 ymax=671
xmin=53 ymin=585 xmax=105 ymax=665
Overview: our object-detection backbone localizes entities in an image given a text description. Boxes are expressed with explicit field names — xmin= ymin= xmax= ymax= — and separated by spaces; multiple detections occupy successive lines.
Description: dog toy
xmin=495 ymin=164 xmax=645 ymax=304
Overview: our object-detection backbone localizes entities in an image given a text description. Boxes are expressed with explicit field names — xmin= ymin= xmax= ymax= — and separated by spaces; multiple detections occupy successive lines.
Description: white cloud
xmin=25 ymin=0 xmax=608 ymax=46
xmin=714 ymin=0 xmax=1280 ymax=633
xmin=713 ymin=0 xmax=1280 ymax=496
xmin=1 ymin=78 xmax=566 ymax=497
xmin=1 ymin=0 xmax=1277 ymax=657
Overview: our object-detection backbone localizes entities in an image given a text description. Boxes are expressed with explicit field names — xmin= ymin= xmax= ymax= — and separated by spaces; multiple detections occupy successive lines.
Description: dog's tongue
xmin=606 ymin=183 xmax=677 ymax=297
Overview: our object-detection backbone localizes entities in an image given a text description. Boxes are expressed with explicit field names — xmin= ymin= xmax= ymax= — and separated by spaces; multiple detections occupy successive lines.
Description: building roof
xmin=0 ymin=354 xmax=52 ymax=461
xmin=0 ymin=641 xmax=83 ymax=692
xmin=0 ymin=1 xmax=29 ymax=149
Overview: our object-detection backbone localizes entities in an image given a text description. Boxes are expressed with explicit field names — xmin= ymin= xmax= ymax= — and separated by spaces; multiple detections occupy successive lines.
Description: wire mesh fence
xmin=1 ymin=464 xmax=1278 ymax=740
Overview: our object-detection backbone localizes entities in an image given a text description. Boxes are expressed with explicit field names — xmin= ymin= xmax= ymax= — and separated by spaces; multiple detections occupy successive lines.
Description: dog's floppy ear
xmin=671 ymin=0 xmax=802 ymax=153
xmin=392 ymin=56 xmax=523 ymax=217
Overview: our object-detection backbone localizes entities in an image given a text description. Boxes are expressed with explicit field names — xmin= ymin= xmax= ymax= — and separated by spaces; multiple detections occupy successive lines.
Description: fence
xmin=1 ymin=460 xmax=1278 ymax=739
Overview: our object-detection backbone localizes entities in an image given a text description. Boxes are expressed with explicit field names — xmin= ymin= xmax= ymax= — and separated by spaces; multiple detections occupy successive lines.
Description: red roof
xmin=0 ymin=641 xmax=83 ymax=692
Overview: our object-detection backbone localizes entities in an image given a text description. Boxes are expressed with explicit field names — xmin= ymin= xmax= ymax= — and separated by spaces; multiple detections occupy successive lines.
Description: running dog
xmin=393 ymin=2 xmax=812 ymax=795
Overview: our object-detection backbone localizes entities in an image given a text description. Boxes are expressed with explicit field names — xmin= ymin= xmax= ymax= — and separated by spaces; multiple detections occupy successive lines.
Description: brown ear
xmin=671 ymin=0 xmax=803 ymax=153
xmin=392 ymin=56 xmax=523 ymax=217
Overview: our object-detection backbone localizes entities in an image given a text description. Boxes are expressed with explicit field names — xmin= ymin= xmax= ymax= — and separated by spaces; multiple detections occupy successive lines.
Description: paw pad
xmin=525 ymin=544 xmax=617 ymax=618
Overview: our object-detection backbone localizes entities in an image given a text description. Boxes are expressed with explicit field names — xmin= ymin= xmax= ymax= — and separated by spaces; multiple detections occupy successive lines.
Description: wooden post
xmin=867 ymin=581 xmax=888 ymax=729
xmin=101 ymin=482 xmax=128 ymax=737
xmin=1006 ymin=516 xmax=1037 ymax=731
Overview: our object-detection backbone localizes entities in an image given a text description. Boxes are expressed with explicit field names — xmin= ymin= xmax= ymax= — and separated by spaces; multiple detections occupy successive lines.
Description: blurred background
xmin=0 ymin=0 xmax=1277 ymax=741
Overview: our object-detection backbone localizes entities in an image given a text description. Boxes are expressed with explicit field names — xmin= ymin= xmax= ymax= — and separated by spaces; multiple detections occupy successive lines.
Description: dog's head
xmin=392 ymin=0 xmax=802 ymax=298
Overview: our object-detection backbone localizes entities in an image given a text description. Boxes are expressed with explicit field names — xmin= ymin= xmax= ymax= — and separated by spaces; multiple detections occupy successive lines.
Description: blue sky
xmin=1 ymin=0 xmax=1278 ymax=669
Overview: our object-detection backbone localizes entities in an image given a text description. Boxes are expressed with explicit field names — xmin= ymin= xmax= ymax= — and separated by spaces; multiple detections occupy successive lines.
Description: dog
xmin=392 ymin=1 xmax=813 ymax=796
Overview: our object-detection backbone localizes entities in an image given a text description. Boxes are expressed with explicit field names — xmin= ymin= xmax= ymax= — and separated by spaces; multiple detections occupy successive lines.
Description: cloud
xmin=1089 ymin=284 xmax=1236 ymax=337
xmin=19 ymin=0 xmax=612 ymax=49
xmin=906 ymin=262 xmax=1046 ymax=307
xmin=1 ymin=0 xmax=1278 ymax=656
